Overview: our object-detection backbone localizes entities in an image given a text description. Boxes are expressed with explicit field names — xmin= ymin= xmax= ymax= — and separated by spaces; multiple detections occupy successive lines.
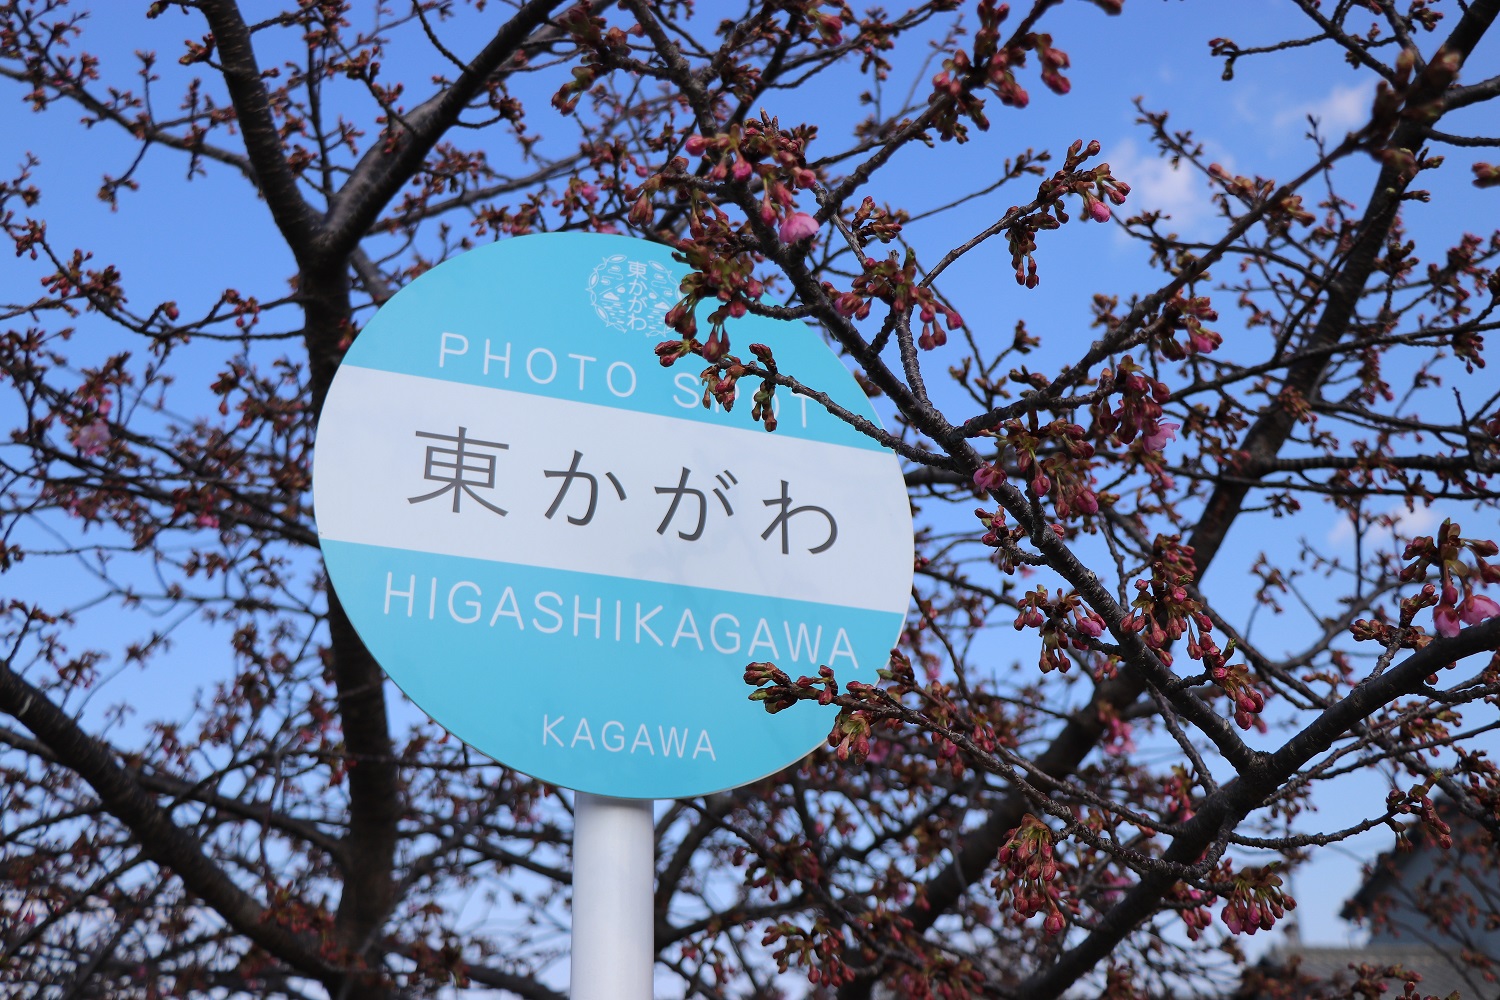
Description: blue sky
xmin=5 ymin=0 xmax=1500 ymax=964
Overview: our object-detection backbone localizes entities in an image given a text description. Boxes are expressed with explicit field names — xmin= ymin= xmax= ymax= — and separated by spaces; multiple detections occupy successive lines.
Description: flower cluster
xmin=1161 ymin=766 xmax=1197 ymax=825
xmin=1208 ymin=661 xmax=1266 ymax=732
xmin=1092 ymin=356 xmax=1175 ymax=452
xmin=988 ymin=415 xmax=1102 ymax=518
xmin=549 ymin=6 xmax=632 ymax=114
xmin=761 ymin=916 xmax=857 ymax=988
xmin=1000 ymin=142 xmax=1128 ymax=287
xmin=990 ymin=815 xmax=1074 ymax=935
xmin=1387 ymin=783 xmax=1453 ymax=851
xmin=993 ymin=815 xmax=1071 ymax=935
xmin=1012 ymin=585 xmax=1107 ymax=674
xmin=1218 ymin=866 xmax=1296 ymax=936
xmin=1116 ymin=536 xmax=1200 ymax=654
xmin=681 ymin=117 xmax=821 ymax=225
xmin=928 ymin=2 xmax=1091 ymax=140
xmin=1039 ymin=139 xmax=1131 ymax=225
xmin=829 ymin=249 xmax=963 ymax=350
xmin=828 ymin=709 xmax=874 ymax=762
xmin=1155 ymin=293 xmax=1222 ymax=359
xmin=744 ymin=659 xmax=842 ymax=714
xmin=1167 ymin=881 xmax=1213 ymax=941
xmin=68 ymin=389 xmax=112 ymax=457
xmin=641 ymin=115 xmax=825 ymax=353
xmin=1097 ymin=703 xmax=1136 ymax=756
xmin=1117 ymin=536 xmax=1267 ymax=729
xmin=1400 ymin=519 xmax=1500 ymax=636
xmin=660 ymin=237 xmax=769 ymax=343
xmin=848 ymin=195 xmax=907 ymax=246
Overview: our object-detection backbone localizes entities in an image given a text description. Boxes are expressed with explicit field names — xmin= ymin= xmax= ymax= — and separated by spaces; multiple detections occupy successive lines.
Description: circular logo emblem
xmin=587 ymin=252 xmax=680 ymax=336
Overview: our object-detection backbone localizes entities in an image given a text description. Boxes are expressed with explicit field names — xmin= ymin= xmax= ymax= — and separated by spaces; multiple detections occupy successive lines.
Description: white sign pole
xmin=571 ymin=793 xmax=655 ymax=999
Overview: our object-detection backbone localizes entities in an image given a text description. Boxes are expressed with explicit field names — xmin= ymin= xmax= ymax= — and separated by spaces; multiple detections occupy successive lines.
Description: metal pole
xmin=571 ymin=793 xmax=655 ymax=1000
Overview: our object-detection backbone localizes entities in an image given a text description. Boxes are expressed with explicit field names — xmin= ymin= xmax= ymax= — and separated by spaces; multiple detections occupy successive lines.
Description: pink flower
xmin=778 ymin=211 xmax=819 ymax=244
xmin=1075 ymin=611 xmax=1105 ymax=638
xmin=1140 ymin=421 xmax=1180 ymax=452
xmin=1222 ymin=907 xmax=1242 ymax=935
xmin=1103 ymin=716 xmax=1136 ymax=756
xmin=1459 ymin=593 xmax=1500 ymax=625
xmin=73 ymin=419 xmax=111 ymax=456
xmin=1086 ymin=197 xmax=1110 ymax=223
xmin=684 ymin=135 xmax=707 ymax=155
xmin=973 ymin=464 xmax=1006 ymax=491
xmin=1434 ymin=604 xmax=1461 ymax=637
xmin=1188 ymin=329 xmax=1220 ymax=354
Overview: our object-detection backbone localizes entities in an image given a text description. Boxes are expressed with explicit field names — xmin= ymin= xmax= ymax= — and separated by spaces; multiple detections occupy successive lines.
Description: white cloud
xmin=1107 ymin=137 xmax=1223 ymax=233
xmin=1272 ymin=82 xmax=1374 ymax=139
xmin=1327 ymin=503 xmax=1439 ymax=546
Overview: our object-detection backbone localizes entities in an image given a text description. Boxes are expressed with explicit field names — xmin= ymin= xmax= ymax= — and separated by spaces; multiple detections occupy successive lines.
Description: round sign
xmin=313 ymin=233 xmax=913 ymax=798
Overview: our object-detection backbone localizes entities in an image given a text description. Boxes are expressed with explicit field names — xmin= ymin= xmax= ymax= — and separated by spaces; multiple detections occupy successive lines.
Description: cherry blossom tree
xmin=2 ymin=1 xmax=1499 ymax=998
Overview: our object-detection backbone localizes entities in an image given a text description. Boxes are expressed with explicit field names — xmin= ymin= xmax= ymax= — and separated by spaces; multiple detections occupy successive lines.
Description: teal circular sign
xmin=313 ymin=234 xmax=913 ymax=798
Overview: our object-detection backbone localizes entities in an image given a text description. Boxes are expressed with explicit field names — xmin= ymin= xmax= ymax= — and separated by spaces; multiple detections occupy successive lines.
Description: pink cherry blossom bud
xmin=1074 ymin=488 xmax=1099 ymax=515
xmin=196 ymin=513 xmax=220 ymax=529
xmin=701 ymin=329 xmax=729 ymax=363
xmin=1076 ymin=612 xmax=1105 ymax=638
xmin=1031 ymin=473 xmax=1051 ymax=496
xmin=629 ymin=195 xmax=653 ymax=226
xmin=1043 ymin=910 xmax=1065 ymax=935
xmin=779 ymin=211 xmax=819 ymax=244
xmin=732 ymin=156 xmax=753 ymax=181
xmin=1433 ymin=604 xmax=1462 ymax=637
xmin=1460 ymin=593 xmax=1500 ymax=625
xmin=684 ymin=135 xmax=707 ymax=155
xmin=1087 ymin=197 xmax=1110 ymax=223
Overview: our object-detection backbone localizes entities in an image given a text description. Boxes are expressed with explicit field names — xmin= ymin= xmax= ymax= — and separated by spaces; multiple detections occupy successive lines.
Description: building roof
xmin=1245 ymin=945 xmax=1492 ymax=999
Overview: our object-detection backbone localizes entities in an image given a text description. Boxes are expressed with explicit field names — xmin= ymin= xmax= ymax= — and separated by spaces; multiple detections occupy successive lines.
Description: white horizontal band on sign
xmin=314 ymin=365 xmax=913 ymax=615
